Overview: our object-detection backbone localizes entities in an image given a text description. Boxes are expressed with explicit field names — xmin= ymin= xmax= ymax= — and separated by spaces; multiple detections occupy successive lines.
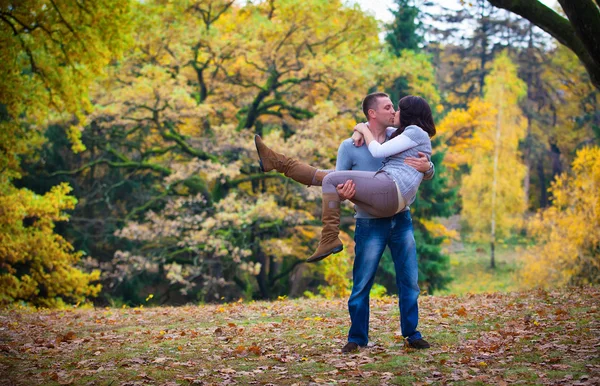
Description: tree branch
xmin=126 ymin=188 xmax=171 ymax=220
xmin=268 ymin=259 xmax=305 ymax=284
xmin=226 ymin=173 xmax=289 ymax=188
xmin=161 ymin=123 xmax=219 ymax=162
xmin=486 ymin=0 xmax=600 ymax=89
xmin=556 ymin=0 xmax=600 ymax=76
xmin=49 ymin=159 xmax=172 ymax=177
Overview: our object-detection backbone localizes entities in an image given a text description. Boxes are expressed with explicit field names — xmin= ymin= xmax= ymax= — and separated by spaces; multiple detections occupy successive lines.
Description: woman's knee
xmin=322 ymin=173 xmax=340 ymax=193
xmin=322 ymin=172 xmax=336 ymax=186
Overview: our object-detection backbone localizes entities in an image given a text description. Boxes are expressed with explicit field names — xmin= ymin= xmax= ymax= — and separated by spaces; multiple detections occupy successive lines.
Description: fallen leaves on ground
xmin=0 ymin=287 xmax=599 ymax=385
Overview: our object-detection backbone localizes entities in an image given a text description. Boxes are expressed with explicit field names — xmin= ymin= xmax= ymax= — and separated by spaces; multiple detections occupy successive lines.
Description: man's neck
xmin=367 ymin=120 xmax=388 ymax=143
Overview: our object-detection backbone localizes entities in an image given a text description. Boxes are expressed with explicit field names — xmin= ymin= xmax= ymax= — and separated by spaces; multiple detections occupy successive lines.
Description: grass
xmin=1 ymin=287 xmax=599 ymax=385
xmin=440 ymin=242 xmax=525 ymax=295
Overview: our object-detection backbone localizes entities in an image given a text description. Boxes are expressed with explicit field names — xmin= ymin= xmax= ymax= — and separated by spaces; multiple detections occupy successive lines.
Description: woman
xmin=255 ymin=95 xmax=435 ymax=262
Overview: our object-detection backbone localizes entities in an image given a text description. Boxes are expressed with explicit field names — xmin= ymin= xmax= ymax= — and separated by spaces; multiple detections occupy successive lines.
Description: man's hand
xmin=351 ymin=131 xmax=364 ymax=147
xmin=336 ymin=180 xmax=356 ymax=200
xmin=404 ymin=152 xmax=432 ymax=173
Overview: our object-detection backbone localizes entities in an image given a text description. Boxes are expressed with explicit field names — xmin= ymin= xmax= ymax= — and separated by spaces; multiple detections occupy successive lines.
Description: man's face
xmin=370 ymin=97 xmax=395 ymax=127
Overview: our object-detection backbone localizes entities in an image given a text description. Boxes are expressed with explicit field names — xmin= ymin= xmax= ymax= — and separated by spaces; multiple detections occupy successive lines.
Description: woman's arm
xmin=351 ymin=131 xmax=364 ymax=147
xmin=354 ymin=123 xmax=376 ymax=146
xmin=355 ymin=123 xmax=419 ymax=158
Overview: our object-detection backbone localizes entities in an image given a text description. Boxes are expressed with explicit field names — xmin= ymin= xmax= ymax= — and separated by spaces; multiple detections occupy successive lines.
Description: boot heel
xmin=306 ymin=244 xmax=343 ymax=263
xmin=254 ymin=135 xmax=266 ymax=172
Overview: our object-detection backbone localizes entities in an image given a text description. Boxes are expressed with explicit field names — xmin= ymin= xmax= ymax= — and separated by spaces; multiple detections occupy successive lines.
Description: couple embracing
xmin=255 ymin=93 xmax=434 ymax=352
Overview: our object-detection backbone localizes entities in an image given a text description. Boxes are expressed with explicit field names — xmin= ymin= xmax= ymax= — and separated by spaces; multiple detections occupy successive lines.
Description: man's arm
xmin=335 ymin=140 xmax=353 ymax=171
xmin=335 ymin=140 xmax=357 ymax=200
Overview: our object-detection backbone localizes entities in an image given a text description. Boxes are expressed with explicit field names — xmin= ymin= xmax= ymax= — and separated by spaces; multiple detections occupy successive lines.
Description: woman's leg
xmin=307 ymin=171 xmax=400 ymax=263
xmin=255 ymin=135 xmax=329 ymax=186
xmin=323 ymin=171 xmax=400 ymax=217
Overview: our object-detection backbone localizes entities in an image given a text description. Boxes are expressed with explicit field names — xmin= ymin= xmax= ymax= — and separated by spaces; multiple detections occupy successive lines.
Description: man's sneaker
xmin=407 ymin=338 xmax=430 ymax=349
xmin=341 ymin=342 xmax=360 ymax=353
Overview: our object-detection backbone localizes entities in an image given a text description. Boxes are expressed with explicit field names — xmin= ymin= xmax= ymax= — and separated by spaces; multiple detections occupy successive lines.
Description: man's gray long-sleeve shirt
xmin=335 ymin=133 xmax=434 ymax=218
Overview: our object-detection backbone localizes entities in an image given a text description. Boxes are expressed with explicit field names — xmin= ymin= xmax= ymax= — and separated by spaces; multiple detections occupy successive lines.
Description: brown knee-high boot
xmin=307 ymin=193 xmax=343 ymax=263
xmin=255 ymin=135 xmax=327 ymax=186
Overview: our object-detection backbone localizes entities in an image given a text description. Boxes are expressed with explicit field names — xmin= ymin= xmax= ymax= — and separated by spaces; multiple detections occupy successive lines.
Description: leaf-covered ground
xmin=1 ymin=287 xmax=599 ymax=385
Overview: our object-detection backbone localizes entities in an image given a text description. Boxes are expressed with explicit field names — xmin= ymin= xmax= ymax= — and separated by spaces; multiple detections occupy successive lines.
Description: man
xmin=336 ymin=92 xmax=433 ymax=353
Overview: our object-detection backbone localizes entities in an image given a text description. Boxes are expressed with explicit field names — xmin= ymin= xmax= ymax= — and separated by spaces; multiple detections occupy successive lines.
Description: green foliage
xmin=384 ymin=0 xmax=424 ymax=104
xmin=0 ymin=0 xmax=133 ymax=173
xmin=382 ymin=0 xmax=455 ymax=292
xmin=385 ymin=0 xmax=423 ymax=55
xmin=412 ymin=141 xmax=457 ymax=293
xmin=413 ymin=142 xmax=458 ymax=219
xmin=414 ymin=226 xmax=453 ymax=293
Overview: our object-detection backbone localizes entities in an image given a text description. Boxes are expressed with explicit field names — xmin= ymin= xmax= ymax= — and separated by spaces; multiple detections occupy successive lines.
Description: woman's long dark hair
xmin=390 ymin=95 xmax=436 ymax=139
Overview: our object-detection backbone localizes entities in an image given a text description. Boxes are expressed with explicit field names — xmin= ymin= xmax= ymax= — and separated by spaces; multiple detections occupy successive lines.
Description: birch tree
xmin=458 ymin=53 xmax=528 ymax=267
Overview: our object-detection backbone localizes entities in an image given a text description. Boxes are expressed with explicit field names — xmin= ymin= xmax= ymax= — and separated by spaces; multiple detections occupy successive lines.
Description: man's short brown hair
xmin=362 ymin=92 xmax=390 ymax=119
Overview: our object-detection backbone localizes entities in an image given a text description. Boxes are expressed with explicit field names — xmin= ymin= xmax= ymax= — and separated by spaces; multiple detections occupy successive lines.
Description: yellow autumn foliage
xmin=318 ymin=249 xmax=353 ymax=299
xmin=521 ymin=146 xmax=600 ymax=288
xmin=0 ymin=183 xmax=101 ymax=307
xmin=436 ymin=98 xmax=496 ymax=171
xmin=1 ymin=0 xmax=132 ymax=306
xmin=1 ymin=0 xmax=132 ymax=166
xmin=419 ymin=219 xmax=459 ymax=246
xmin=459 ymin=53 xmax=528 ymax=243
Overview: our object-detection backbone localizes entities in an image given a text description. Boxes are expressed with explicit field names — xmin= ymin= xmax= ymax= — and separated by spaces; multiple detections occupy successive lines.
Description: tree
xmin=384 ymin=0 xmax=424 ymax=104
xmin=439 ymin=53 xmax=528 ymax=267
xmin=514 ymin=21 xmax=555 ymax=209
xmin=517 ymin=43 xmax=600 ymax=209
xmin=430 ymin=0 xmax=527 ymax=109
xmin=486 ymin=0 xmax=600 ymax=91
xmin=411 ymin=142 xmax=458 ymax=292
xmin=466 ymin=53 xmax=527 ymax=267
xmin=0 ymin=0 xmax=132 ymax=306
xmin=385 ymin=0 xmax=423 ymax=55
xmin=522 ymin=146 xmax=600 ymax=287
xmin=41 ymin=0 xmax=440 ymax=303
xmin=0 ymin=183 xmax=102 ymax=307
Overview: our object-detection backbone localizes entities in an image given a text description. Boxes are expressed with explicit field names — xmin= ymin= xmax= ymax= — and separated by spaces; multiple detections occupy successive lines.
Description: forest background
xmin=1 ymin=0 xmax=598 ymax=308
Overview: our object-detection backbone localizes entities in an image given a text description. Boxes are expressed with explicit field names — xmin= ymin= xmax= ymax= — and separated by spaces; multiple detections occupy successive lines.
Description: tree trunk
xmin=522 ymin=24 xmax=535 ymax=208
xmin=523 ymin=127 xmax=531 ymax=207
xmin=256 ymin=253 xmax=269 ymax=299
xmin=537 ymin=158 xmax=548 ymax=208
xmin=478 ymin=1 xmax=490 ymax=96
xmin=549 ymin=142 xmax=563 ymax=178
xmin=556 ymin=0 xmax=600 ymax=75
xmin=490 ymin=85 xmax=502 ymax=269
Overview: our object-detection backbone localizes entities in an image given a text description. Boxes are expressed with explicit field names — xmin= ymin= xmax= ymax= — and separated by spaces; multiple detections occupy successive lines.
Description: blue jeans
xmin=347 ymin=210 xmax=422 ymax=346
